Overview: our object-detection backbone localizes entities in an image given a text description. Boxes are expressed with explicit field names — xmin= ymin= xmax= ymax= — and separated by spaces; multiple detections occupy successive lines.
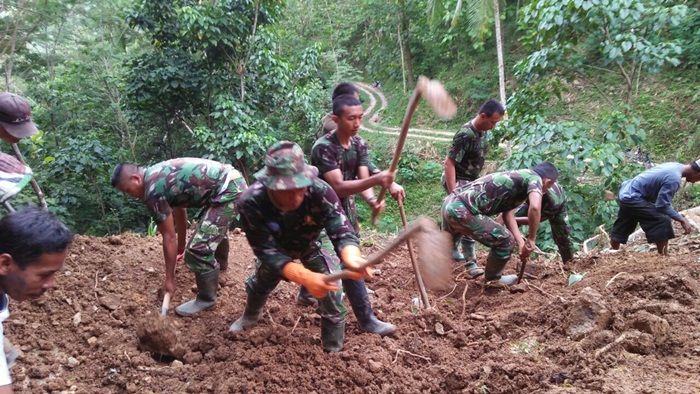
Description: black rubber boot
xmin=215 ymin=238 xmax=230 ymax=271
xmin=296 ymin=286 xmax=318 ymax=307
xmin=321 ymin=320 xmax=345 ymax=352
xmin=343 ymin=278 xmax=396 ymax=336
xmin=229 ymin=292 xmax=269 ymax=332
xmin=175 ymin=269 xmax=219 ymax=316
xmin=483 ymin=252 xmax=518 ymax=285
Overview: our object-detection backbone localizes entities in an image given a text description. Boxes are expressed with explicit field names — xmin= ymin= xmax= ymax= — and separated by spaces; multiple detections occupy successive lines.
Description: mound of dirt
xmin=5 ymin=232 xmax=700 ymax=392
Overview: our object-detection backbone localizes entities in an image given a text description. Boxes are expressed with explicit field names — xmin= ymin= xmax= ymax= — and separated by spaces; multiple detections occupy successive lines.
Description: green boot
xmin=321 ymin=320 xmax=345 ymax=353
xmin=175 ymin=269 xmax=219 ymax=317
xmin=483 ymin=253 xmax=518 ymax=286
xmin=215 ymin=238 xmax=230 ymax=271
xmin=229 ymin=292 xmax=268 ymax=332
xmin=461 ymin=238 xmax=484 ymax=278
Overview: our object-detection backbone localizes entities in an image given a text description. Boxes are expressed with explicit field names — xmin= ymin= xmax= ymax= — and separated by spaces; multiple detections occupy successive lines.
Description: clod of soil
xmin=136 ymin=316 xmax=186 ymax=359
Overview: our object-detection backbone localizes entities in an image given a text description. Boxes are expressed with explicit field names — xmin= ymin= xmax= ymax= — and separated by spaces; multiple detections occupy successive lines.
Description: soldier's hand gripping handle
xmin=340 ymin=245 xmax=372 ymax=279
xmin=282 ymin=263 xmax=339 ymax=299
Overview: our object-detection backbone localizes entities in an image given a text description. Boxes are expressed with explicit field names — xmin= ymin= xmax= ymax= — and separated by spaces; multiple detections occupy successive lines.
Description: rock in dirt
xmin=66 ymin=356 xmax=80 ymax=368
xmin=566 ymin=287 xmax=612 ymax=340
xmin=621 ymin=329 xmax=656 ymax=354
xmin=626 ymin=310 xmax=670 ymax=344
xmin=72 ymin=312 xmax=82 ymax=326
xmin=136 ymin=317 xmax=186 ymax=359
xmin=368 ymin=360 xmax=383 ymax=373
xmin=171 ymin=360 xmax=184 ymax=368
xmin=99 ymin=294 xmax=120 ymax=311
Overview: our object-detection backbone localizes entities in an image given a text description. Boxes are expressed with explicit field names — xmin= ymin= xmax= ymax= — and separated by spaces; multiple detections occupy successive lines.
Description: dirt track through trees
xmin=356 ymin=82 xmax=454 ymax=143
xmin=6 ymin=230 xmax=700 ymax=392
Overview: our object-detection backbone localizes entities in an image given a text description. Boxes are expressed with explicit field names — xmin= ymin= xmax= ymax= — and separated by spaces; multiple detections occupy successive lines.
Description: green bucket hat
xmin=255 ymin=141 xmax=318 ymax=190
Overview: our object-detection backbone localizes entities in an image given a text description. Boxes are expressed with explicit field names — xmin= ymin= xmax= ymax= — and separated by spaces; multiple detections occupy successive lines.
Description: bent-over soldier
xmin=442 ymin=162 xmax=559 ymax=285
xmin=111 ymin=158 xmax=247 ymax=316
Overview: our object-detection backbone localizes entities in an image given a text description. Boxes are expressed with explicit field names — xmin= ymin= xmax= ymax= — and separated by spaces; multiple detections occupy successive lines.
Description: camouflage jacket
xmin=515 ymin=182 xmax=573 ymax=261
xmin=447 ymin=122 xmax=488 ymax=181
xmin=237 ymin=178 xmax=360 ymax=275
xmin=143 ymin=158 xmax=246 ymax=224
xmin=456 ymin=169 xmax=543 ymax=216
xmin=0 ymin=152 xmax=32 ymax=203
xmin=311 ymin=132 xmax=371 ymax=230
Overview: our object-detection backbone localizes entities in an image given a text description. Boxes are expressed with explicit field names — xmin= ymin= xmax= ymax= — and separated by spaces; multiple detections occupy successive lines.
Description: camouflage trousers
xmin=184 ymin=173 xmax=246 ymax=273
xmin=514 ymin=204 xmax=573 ymax=262
xmin=245 ymin=244 xmax=347 ymax=325
xmin=441 ymin=175 xmax=476 ymax=261
xmin=441 ymin=194 xmax=515 ymax=261
xmin=184 ymin=200 xmax=236 ymax=273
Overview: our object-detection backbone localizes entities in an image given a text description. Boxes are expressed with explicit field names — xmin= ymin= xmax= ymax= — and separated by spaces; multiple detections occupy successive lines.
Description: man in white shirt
xmin=0 ymin=207 xmax=72 ymax=392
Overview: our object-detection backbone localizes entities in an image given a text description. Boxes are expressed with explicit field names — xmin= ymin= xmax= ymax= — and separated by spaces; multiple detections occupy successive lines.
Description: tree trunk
xmin=397 ymin=25 xmax=407 ymax=93
xmin=3 ymin=1 xmax=24 ymax=91
xmin=398 ymin=0 xmax=414 ymax=87
xmin=494 ymin=0 xmax=506 ymax=106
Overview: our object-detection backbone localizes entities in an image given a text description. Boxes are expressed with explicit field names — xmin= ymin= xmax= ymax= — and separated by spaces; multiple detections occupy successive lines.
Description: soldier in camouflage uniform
xmin=442 ymin=99 xmax=505 ymax=278
xmin=442 ymin=162 xmax=559 ymax=285
xmin=316 ymin=82 xmax=361 ymax=139
xmin=229 ymin=141 xmax=368 ymax=352
xmin=111 ymin=158 xmax=247 ymax=316
xmin=307 ymin=94 xmax=402 ymax=336
xmin=0 ymin=153 xmax=33 ymax=211
xmin=513 ymin=182 xmax=574 ymax=262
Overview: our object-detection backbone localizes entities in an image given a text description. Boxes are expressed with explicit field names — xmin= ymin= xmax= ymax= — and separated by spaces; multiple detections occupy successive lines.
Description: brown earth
xmin=6 ymin=231 xmax=700 ymax=393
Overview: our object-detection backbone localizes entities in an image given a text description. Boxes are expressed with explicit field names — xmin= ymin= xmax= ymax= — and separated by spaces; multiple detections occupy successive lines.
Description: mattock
xmin=371 ymin=76 xmax=457 ymax=225
xmin=325 ymin=217 xmax=454 ymax=293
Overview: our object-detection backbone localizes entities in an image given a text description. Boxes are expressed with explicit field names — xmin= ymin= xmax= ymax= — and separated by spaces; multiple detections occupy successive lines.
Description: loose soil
xmin=6 ymin=230 xmax=700 ymax=393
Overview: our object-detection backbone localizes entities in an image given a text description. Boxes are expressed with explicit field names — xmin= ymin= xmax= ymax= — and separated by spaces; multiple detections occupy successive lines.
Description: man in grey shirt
xmin=610 ymin=159 xmax=700 ymax=254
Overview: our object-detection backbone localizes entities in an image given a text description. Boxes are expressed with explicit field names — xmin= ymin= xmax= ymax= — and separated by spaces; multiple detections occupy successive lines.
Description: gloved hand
xmin=340 ymin=245 xmax=372 ymax=279
xmin=282 ymin=263 xmax=338 ymax=299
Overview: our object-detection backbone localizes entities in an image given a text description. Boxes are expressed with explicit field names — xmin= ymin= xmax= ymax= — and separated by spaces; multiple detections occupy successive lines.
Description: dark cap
xmin=532 ymin=161 xmax=559 ymax=181
xmin=0 ymin=93 xmax=38 ymax=139
xmin=254 ymin=141 xmax=318 ymax=190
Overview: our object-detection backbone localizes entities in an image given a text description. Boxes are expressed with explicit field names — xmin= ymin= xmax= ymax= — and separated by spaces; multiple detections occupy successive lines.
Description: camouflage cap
xmin=254 ymin=141 xmax=318 ymax=190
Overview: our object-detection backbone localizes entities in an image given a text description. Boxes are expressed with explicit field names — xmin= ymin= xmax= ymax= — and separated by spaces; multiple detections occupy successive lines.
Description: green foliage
xmin=518 ymin=0 xmax=687 ymax=104
xmin=147 ymin=219 xmax=157 ymax=237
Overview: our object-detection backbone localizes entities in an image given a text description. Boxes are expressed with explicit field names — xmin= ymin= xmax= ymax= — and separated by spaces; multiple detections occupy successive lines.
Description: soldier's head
xmin=473 ymin=99 xmax=505 ymax=132
xmin=111 ymin=163 xmax=146 ymax=199
xmin=532 ymin=162 xmax=559 ymax=192
xmin=256 ymin=141 xmax=318 ymax=212
xmin=332 ymin=94 xmax=363 ymax=137
xmin=332 ymin=83 xmax=359 ymax=100
xmin=0 ymin=207 xmax=72 ymax=302
xmin=684 ymin=159 xmax=700 ymax=183
xmin=0 ymin=93 xmax=39 ymax=144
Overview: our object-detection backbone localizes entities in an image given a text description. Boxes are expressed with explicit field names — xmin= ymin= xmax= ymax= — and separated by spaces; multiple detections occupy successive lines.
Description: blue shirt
xmin=618 ymin=162 xmax=684 ymax=221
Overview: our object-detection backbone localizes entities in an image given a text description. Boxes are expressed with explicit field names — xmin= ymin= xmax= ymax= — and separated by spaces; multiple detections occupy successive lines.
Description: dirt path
xmin=356 ymin=81 xmax=455 ymax=143
xmin=6 ymin=229 xmax=700 ymax=392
